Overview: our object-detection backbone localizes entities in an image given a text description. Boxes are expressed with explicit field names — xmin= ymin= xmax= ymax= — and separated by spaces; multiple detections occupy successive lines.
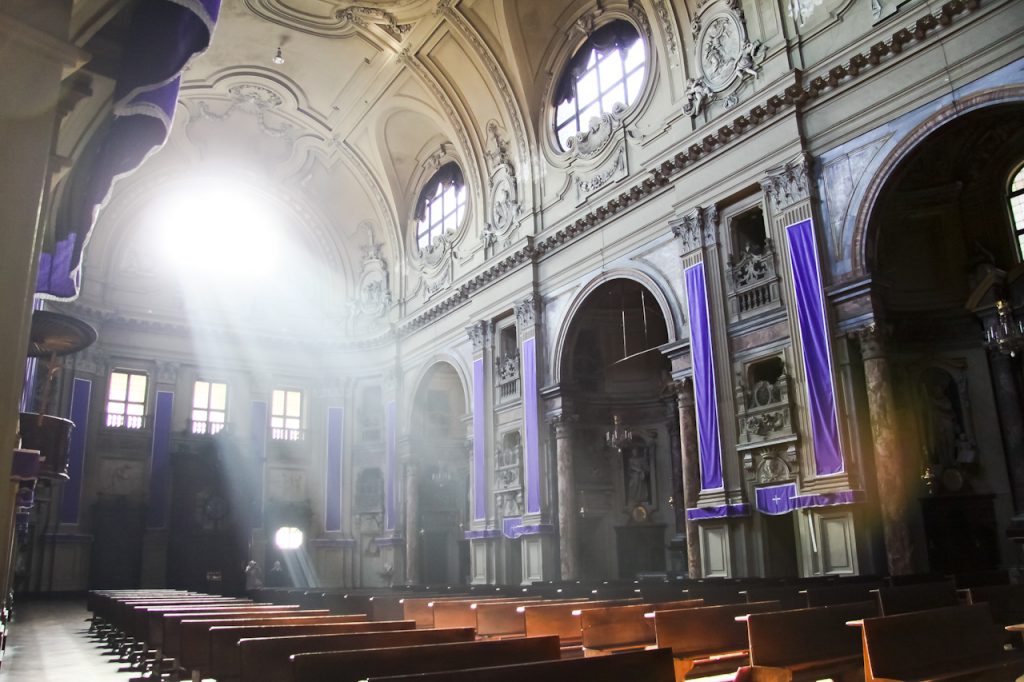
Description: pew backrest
xmin=521 ymin=599 xmax=642 ymax=646
xmin=654 ymin=600 xmax=781 ymax=658
xmin=365 ymin=647 xmax=676 ymax=682
xmin=580 ymin=599 xmax=703 ymax=652
xmin=290 ymin=635 xmax=561 ymax=682
xmin=873 ymin=580 xmax=958 ymax=615
xmin=747 ymin=600 xmax=877 ymax=668
xmin=236 ymin=627 xmax=476 ymax=682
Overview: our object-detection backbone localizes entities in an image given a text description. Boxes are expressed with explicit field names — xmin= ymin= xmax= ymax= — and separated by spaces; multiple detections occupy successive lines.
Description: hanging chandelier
xmin=606 ymin=414 xmax=633 ymax=450
xmin=984 ymin=299 xmax=1024 ymax=357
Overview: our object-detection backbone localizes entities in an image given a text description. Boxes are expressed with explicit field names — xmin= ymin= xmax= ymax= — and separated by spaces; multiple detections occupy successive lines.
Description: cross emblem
xmin=772 ymin=494 xmax=782 ymax=504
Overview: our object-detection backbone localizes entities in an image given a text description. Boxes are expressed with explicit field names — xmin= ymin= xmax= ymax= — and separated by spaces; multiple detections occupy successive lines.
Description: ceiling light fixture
xmin=272 ymin=46 xmax=285 ymax=65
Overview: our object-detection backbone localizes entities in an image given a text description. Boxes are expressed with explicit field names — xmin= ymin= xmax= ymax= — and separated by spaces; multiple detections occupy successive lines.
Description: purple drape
xmin=59 ymin=379 xmax=92 ymax=525
xmin=755 ymin=483 xmax=797 ymax=515
xmin=786 ymin=219 xmax=845 ymax=476
xmin=325 ymin=406 xmax=344 ymax=532
xmin=523 ymin=337 xmax=541 ymax=515
xmin=36 ymin=0 xmax=220 ymax=299
xmin=144 ymin=390 xmax=174 ymax=528
xmin=684 ymin=263 xmax=723 ymax=491
xmin=473 ymin=358 xmax=486 ymax=520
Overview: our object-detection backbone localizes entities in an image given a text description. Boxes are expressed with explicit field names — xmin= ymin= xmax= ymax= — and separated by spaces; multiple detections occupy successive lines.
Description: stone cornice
xmin=392 ymin=0 xmax=980 ymax=338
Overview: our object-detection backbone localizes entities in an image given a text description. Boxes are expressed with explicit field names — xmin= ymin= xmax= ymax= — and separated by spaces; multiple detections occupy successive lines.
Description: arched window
xmin=415 ymin=162 xmax=466 ymax=250
xmin=553 ymin=20 xmax=647 ymax=151
xmin=1009 ymin=165 xmax=1024 ymax=260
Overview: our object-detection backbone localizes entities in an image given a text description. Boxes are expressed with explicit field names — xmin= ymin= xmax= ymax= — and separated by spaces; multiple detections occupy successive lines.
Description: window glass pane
xmin=626 ymin=70 xmax=644 ymax=102
xmin=192 ymin=408 xmax=208 ymax=423
xmin=271 ymin=415 xmax=284 ymax=429
xmin=193 ymin=381 xmax=209 ymax=409
xmin=600 ymin=81 xmax=627 ymax=113
xmin=210 ymin=382 xmax=227 ymax=410
xmin=109 ymin=373 xmax=128 ymax=401
xmin=127 ymin=403 xmax=144 ymax=416
xmin=598 ymin=53 xmax=624 ymax=91
xmin=1012 ymin=169 xmax=1024 ymax=192
xmin=576 ymin=69 xmax=600 ymax=108
xmin=286 ymin=391 xmax=301 ymax=417
xmin=624 ymin=41 xmax=645 ymax=72
xmin=272 ymin=390 xmax=284 ymax=416
xmin=555 ymin=101 xmax=576 ymax=127
xmin=443 ymin=212 xmax=457 ymax=234
xmin=108 ymin=401 xmax=124 ymax=415
xmin=127 ymin=374 xmax=147 ymax=404
xmin=579 ymin=102 xmax=601 ymax=128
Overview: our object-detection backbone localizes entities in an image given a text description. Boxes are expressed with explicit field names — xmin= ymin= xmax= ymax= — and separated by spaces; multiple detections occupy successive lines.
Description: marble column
xmin=988 ymin=351 xmax=1024 ymax=513
xmin=663 ymin=396 xmax=686 ymax=539
xmin=549 ymin=413 xmax=578 ymax=581
xmin=857 ymin=324 xmax=915 ymax=575
xmin=674 ymin=379 xmax=702 ymax=578
xmin=403 ymin=459 xmax=420 ymax=585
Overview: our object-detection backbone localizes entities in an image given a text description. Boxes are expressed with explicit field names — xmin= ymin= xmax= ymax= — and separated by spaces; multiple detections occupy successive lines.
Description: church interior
xmin=1 ymin=0 xmax=1024 ymax=678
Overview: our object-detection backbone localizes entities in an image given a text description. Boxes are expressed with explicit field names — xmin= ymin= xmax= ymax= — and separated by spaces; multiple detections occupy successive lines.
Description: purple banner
xmin=522 ymin=337 xmax=541 ymax=515
xmin=686 ymin=503 xmax=750 ymax=520
xmin=37 ymin=0 xmax=221 ymax=299
xmin=473 ymin=358 xmax=486 ymax=520
xmin=464 ymin=529 xmax=501 ymax=540
xmin=502 ymin=516 xmax=522 ymax=539
xmin=794 ymin=489 xmax=863 ymax=509
xmin=250 ymin=401 xmax=267 ymax=527
xmin=325 ymin=406 xmax=344 ymax=532
xmin=755 ymin=484 xmax=797 ymax=516
xmin=385 ymin=400 xmax=397 ymax=531
xmin=145 ymin=390 xmax=173 ymax=528
xmin=684 ymin=263 xmax=724 ymax=491
xmin=786 ymin=219 xmax=845 ymax=476
xmin=58 ymin=379 xmax=91 ymax=525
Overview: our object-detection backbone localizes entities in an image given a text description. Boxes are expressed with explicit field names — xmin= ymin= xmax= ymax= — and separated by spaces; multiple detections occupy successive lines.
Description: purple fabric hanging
xmin=473 ymin=358 xmax=486 ymax=520
xmin=684 ymin=263 xmax=724 ymax=491
xmin=754 ymin=483 xmax=797 ymax=515
xmin=36 ymin=0 xmax=220 ymax=299
xmin=786 ymin=219 xmax=845 ymax=476
xmin=522 ymin=337 xmax=541 ymax=515
xmin=144 ymin=390 xmax=174 ymax=528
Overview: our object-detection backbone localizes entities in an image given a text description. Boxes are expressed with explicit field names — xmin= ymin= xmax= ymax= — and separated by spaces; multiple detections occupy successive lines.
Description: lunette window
xmin=554 ymin=20 xmax=646 ymax=151
xmin=271 ymin=389 xmax=303 ymax=441
xmin=106 ymin=370 xmax=148 ymax=429
xmin=415 ymin=162 xmax=466 ymax=250
xmin=1009 ymin=165 xmax=1024 ymax=260
xmin=192 ymin=380 xmax=227 ymax=435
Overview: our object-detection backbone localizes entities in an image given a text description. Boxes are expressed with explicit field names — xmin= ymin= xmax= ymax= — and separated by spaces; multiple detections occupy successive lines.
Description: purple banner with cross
xmin=473 ymin=358 xmax=486 ymax=520
xmin=250 ymin=400 xmax=267 ymax=527
xmin=522 ymin=337 xmax=541 ymax=515
xmin=59 ymin=378 xmax=92 ymax=525
xmin=786 ymin=219 xmax=845 ymax=476
xmin=145 ymin=390 xmax=174 ymax=528
xmin=684 ymin=262 xmax=724 ymax=491
xmin=325 ymin=406 xmax=344 ymax=532
xmin=385 ymin=400 xmax=397 ymax=531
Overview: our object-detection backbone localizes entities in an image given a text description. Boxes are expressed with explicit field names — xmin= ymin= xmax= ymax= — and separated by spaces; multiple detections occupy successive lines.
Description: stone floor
xmin=2 ymin=598 xmax=138 ymax=681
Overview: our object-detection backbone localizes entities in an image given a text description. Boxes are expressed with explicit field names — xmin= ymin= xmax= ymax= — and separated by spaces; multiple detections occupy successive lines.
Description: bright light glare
xmin=275 ymin=526 xmax=304 ymax=550
xmin=150 ymin=182 xmax=281 ymax=277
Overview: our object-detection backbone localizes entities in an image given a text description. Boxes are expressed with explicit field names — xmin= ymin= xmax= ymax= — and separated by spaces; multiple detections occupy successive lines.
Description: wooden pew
xmin=873 ymin=580 xmax=959 ymax=615
xmin=803 ymin=582 xmax=882 ymax=607
xmin=653 ymin=600 xmax=780 ymax=679
xmin=364 ymin=647 xmax=676 ymax=682
xmin=475 ymin=598 xmax=586 ymax=638
xmin=579 ymin=599 xmax=704 ymax=656
xmin=861 ymin=604 xmax=1024 ymax=681
xmin=521 ymin=599 xmax=642 ymax=655
xmin=431 ymin=598 xmax=539 ymax=630
xmin=745 ymin=600 xmax=877 ymax=681
xmin=290 ymin=635 xmax=560 ymax=682
xmin=206 ymin=619 xmax=415 ymax=681
xmin=740 ymin=586 xmax=806 ymax=610
xmin=237 ymin=627 xmax=476 ymax=682
xmin=177 ymin=613 xmax=371 ymax=681
xmin=967 ymin=584 xmax=1024 ymax=644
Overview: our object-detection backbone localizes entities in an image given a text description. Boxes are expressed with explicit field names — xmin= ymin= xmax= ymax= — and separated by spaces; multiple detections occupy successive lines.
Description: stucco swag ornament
xmin=683 ymin=0 xmax=764 ymax=117
xmin=350 ymin=223 xmax=393 ymax=325
xmin=483 ymin=121 xmax=521 ymax=252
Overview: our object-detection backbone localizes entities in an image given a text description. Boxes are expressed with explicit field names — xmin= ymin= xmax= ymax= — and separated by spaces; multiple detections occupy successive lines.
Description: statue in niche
xmin=624 ymin=445 xmax=653 ymax=506
xmin=919 ymin=367 xmax=968 ymax=467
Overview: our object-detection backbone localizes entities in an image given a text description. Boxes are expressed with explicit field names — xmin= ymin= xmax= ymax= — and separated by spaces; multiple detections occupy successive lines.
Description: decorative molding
xmin=349 ymin=222 xmax=393 ymax=327
xmin=515 ymin=295 xmax=540 ymax=330
xmin=465 ymin=320 xmax=493 ymax=353
xmin=651 ymin=0 xmax=679 ymax=55
xmin=682 ymin=0 xmax=763 ymax=118
xmin=484 ymin=121 xmax=521 ymax=248
xmin=576 ymin=142 xmax=628 ymax=202
xmin=566 ymin=106 xmax=626 ymax=160
xmin=761 ymin=154 xmax=812 ymax=212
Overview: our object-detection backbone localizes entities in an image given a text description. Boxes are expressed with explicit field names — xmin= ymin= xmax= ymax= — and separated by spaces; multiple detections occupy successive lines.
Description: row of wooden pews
xmin=88 ymin=575 xmax=1024 ymax=682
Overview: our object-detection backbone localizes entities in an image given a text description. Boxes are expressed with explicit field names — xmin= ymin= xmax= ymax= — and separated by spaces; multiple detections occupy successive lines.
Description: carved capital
xmin=854 ymin=322 xmax=889 ymax=361
xmin=465 ymin=320 xmax=493 ymax=354
xmin=515 ymin=294 xmax=540 ymax=329
xmin=666 ymin=377 xmax=695 ymax=408
xmin=670 ymin=207 xmax=704 ymax=253
xmin=761 ymin=154 xmax=812 ymax=212
xmin=547 ymin=413 xmax=579 ymax=439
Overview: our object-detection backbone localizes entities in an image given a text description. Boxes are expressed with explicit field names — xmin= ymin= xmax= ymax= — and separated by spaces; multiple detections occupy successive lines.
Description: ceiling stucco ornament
xmin=683 ymin=0 xmax=763 ymax=118
xmin=349 ymin=222 xmax=393 ymax=330
xmin=243 ymin=0 xmax=432 ymax=38
xmin=194 ymin=83 xmax=295 ymax=139
xmin=565 ymin=105 xmax=627 ymax=161
xmin=483 ymin=121 xmax=520 ymax=255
